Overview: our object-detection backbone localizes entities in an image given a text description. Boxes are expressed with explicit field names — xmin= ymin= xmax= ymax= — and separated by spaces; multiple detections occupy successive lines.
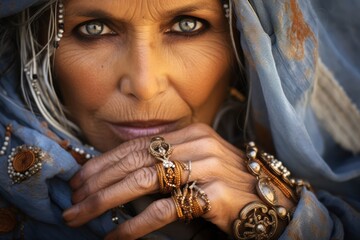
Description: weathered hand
xmin=63 ymin=123 xmax=260 ymax=239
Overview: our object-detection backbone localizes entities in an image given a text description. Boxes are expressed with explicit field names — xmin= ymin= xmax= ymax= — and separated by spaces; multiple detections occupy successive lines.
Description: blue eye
xmin=78 ymin=21 xmax=114 ymax=36
xmin=169 ymin=17 xmax=205 ymax=34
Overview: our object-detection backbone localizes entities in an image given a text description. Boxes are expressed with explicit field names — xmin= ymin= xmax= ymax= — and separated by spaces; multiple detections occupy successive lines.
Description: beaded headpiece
xmin=54 ymin=0 xmax=64 ymax=48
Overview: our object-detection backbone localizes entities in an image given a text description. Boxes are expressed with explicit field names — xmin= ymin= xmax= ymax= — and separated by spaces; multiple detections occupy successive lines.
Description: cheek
xmin=171 ymin=37 xmax=232 ymax=107
xmin=54 ymin=42 xmax=118 ymax=111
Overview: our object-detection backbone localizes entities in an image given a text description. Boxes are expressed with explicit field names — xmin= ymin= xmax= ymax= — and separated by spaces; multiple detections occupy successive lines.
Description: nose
xmin=119 ymin=37 xmax=168 ymax=101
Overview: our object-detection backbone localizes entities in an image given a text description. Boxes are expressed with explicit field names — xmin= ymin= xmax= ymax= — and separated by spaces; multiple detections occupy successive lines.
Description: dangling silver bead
xmin=54 ymin=0 xmax=65 ymax=48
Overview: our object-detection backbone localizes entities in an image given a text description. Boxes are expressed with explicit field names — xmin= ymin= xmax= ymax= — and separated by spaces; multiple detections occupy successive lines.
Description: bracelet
xmin=233 ymin=142 xmax=312 ymax=240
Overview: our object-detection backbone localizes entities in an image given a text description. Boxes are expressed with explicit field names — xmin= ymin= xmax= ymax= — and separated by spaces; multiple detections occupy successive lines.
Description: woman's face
xmin=55 ymin=0 xmax=233 ymax=151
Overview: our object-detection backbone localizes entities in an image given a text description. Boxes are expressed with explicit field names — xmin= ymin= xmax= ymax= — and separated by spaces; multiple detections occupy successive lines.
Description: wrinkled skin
xmin=55 ymin=0 xmax=233 ymax=151
xmin=65 ymin=124 xmax=259 ymax=239
xmin=57 ymin=0 xmax=294 ymax=239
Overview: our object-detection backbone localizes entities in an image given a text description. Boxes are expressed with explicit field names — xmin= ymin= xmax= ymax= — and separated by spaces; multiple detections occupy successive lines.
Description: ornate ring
xmin=172 ymin=182 xmax=211 ymax=222
xmin=148 ymin=136 xmax=173 ymax=161
xmin=155 ymin=160 xmax=187 ymax=193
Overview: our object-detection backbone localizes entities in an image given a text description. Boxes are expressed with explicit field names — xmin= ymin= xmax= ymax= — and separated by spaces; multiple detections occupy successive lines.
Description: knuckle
xmin=111 ymin=137 xmax=148 ymax=162
xmin=120 ymin=220 xmax=136 ymax=239
xmin=83 ymin=183 xmax=94 ymax=197
xmin=201 ymin=136 xmax=220 ymax=152
xmin=114 ymin=149 xmax=149 ymax=173
xmin=114 ymin=158 xmax=129 ymax=172
xmin=149 ymin=199 xmax=174 ymax=222
xmin=80 ymin=180 xmax=94 ymax=197
xmin=92 ymin=174 xmax=109 ymax=190
xmin=129 ymin=149 xmax=149 ymax=168
xmin=129 ymin=137 xmax=148 ymax=151
xmin=87 ymin=190 xmax=107 ymax=212
xmin=206 ymin=157 xmax=222 ymax=176
xmin=131 ymin=168 xmax=156 ymax=192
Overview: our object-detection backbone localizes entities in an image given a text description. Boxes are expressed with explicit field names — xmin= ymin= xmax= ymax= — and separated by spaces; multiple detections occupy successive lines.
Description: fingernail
xmin=63 ymin=205 xmax=79 ymax=222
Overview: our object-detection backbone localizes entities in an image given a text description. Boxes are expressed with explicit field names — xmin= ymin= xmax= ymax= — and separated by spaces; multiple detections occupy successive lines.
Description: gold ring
xmin=156 ymin=160 xmax=187 ymax=193
xmin=172 ymin=182 xmax=211 ymax=222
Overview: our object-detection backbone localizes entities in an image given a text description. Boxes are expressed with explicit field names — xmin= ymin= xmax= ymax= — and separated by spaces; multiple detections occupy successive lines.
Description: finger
xmin=69 ymin=126 xmax=198 ymax=189
xmin=72 ymin=149 xmax=155 ymax=203
xmin=65 ymin=153 xmax=249 ymax=227
xmin=71 ymin=123 xmax=239 ymax=190
xmin=104 ymin=198 xmax=177 ymax=240
xmin=73 ymin=136 xmax=247 ymax=204
xmin=66 ymin=155 xmax=213 ymax=226
xmin=72 ymin=134 xmax=223 ymax=202
xmin=170 ymin=136 xmax=247 ymax=175
xmin=64 ymin=167 xmax=159 ymax=226
xmin=70 ymin=137 xmax=151 ymax=189
xmin=163 ymin=123 xmax=244 ymax=158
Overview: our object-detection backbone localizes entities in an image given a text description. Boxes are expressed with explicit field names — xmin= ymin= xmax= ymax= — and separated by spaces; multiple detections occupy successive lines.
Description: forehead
xmin=64 ymin=0 xmax=222 ymax=20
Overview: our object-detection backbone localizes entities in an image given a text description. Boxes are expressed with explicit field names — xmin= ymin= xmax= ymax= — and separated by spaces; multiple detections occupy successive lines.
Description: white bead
xmin=247 ymin=150 xmax=256 ymax=159
xmin=248 ymin=161 xmax=261 ymax=175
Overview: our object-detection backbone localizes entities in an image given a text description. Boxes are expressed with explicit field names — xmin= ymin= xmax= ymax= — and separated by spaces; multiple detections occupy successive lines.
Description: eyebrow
xmin=66 ymin=2 xmax=219 ymax=21
xmin=67 ymin=9 xmax=125 ymax=21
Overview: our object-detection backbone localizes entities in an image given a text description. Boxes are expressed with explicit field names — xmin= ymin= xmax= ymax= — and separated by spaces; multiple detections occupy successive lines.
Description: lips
xmin=108 ymin=120 xmax=179 ymax=141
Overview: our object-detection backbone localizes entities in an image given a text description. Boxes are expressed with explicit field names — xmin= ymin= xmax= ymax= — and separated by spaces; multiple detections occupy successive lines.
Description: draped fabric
xmin=0 ymin=0 xmax=359 ymax=239
xmin=235 ymin=0 xmax=360 ymax=239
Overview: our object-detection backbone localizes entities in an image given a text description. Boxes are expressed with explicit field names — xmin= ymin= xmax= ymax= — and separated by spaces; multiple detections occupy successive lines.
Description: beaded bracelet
xmin=233 ymin=142 xmax=312 ymax=240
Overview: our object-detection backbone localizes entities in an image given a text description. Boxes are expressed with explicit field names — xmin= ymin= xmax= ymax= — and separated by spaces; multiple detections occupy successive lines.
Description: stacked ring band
xmin=172 ymin=182 xmax=211 ymax=223
xmin=149 ymin=136 xmax=191 ymax=193
xmin=149 ymin=136 xmax=210 ymax=221
xmin=155 ymin=160 xmax=187 ymax=193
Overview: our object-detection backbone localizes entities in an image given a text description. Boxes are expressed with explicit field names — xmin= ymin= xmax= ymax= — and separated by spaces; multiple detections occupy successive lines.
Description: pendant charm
xmin=256 ymin=178 xmax=277 ymax=206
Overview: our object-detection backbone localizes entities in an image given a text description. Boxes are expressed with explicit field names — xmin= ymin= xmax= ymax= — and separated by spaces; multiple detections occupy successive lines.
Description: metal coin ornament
xmin=233 ymin=202 xmax=278 ymax=240
xmin=7 ymin=145 xmax=45 ymax=184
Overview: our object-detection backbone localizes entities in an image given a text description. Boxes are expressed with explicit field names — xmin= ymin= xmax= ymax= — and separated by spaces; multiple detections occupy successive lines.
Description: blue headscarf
xmin=0 ymin=1 xmax=122 ymax=239
xmin=0 ymin=0 xmax=359 ymax=239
